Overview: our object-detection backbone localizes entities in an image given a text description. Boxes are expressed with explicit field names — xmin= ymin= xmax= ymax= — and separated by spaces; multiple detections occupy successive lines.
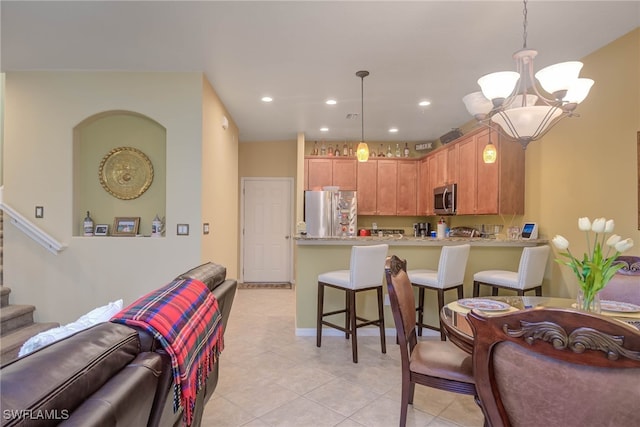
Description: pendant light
xmin=356 ymin=70 xmax=370 ymax=162
xmin=483 ymin=129 xmax=497 ymax=164
xmin=462 ymin=0 xmax=594 ymax=149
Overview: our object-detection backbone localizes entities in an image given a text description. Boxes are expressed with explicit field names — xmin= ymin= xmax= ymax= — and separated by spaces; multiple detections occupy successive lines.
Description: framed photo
xmin=94 ymin=224 xmax=109 ymax=236
xmin=177 ymin=224 xmax=189 ymax=236
xmin=113 ymin=217 xmax=140 ymax=236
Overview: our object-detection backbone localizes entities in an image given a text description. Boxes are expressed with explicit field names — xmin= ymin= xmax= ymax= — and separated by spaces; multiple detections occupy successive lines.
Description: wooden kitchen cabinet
xmin=376 ymin=160 xmax=398 ymax=215
xmin=332 ymin=159 xmax=357 ymax=190
xmin=306 ymin=157 xmax=356 ymax=190
xmin=417 ymin=157 xmax=430 ymax=215
xmin=456 ymin=128 xmax=524 ymax=215
xmin=356 ymin=159 xmax=377 ymax=215
xmin=307 ymin=158 xmax=332 ymax=190
xmin=397 ymin=160 xmax=417 ymax=215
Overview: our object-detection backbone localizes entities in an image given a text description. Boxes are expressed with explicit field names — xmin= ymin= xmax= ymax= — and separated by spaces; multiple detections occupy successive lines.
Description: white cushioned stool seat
xmin=407 ymin=244 xmax=470 ymax=341
xmin=316 ymin=244 xmax=389 ymax=363
xmin=473 ymin=245 xmax=550 ymax=297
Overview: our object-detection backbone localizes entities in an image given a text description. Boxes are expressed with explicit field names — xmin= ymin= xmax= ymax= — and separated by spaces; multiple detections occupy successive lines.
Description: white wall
xmin=3 ymin=72 xmax=215 ymax=323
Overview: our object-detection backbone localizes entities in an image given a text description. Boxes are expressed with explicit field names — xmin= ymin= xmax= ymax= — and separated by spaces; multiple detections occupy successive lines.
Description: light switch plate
xmin=177 ymin=224 xmax=189 ymax=236
xmin=35 ymin=206 xmax=44 ymax=218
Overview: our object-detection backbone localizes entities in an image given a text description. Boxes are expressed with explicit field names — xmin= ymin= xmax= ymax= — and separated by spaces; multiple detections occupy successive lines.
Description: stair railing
xmin=0 ymin=186 xmax=66 ymax=254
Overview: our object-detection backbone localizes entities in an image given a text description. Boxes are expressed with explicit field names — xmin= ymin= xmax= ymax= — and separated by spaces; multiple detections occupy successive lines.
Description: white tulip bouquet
xmin=552 ymin=217 xmax=634 ymax=311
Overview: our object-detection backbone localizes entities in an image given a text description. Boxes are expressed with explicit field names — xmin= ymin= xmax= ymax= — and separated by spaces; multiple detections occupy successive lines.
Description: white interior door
xmin=242 ymin=178 xmax=292 ymax=283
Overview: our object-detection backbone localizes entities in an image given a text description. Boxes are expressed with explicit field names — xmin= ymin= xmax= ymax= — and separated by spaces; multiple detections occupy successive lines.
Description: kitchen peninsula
xmin=294 ymin=235 xmax=547 ymax=335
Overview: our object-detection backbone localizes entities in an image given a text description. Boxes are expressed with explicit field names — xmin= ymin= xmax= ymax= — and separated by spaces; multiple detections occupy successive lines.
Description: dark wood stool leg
xmin=345 ymin=290 xmax=350 ymax=339
xmin=349 ymin=290 xmax=358 ymax=363
xmin=417 ymin=286 xmax=425 ymax=336
xmin=491 ymin=286 xmax=499 ymax=296
xmin=535 ymin=286 xmax=542 ymax=296
xmin=377 ymin=286 xmax=386 ymax=354
xmin=437 ymin=289 xmax=446 ymax=341
xmin=316 ymin=282 xmax=324 ymax=347
xmin=473 ymin=281 xmax=480 ymax=297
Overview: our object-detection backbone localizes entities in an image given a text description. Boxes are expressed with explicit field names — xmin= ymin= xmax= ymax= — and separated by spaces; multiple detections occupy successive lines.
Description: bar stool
xmin=316 ymin=244 xmax=389 ymax=363
xmin=473 ymin=245 xmax=550 ymax=297
xmin=407 ymin=244 xmax=471 ymax=341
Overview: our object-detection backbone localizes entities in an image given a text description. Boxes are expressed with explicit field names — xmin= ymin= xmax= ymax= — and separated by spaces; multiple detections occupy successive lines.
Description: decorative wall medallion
xmin=99 ymin=147 xmax=154 ymax=200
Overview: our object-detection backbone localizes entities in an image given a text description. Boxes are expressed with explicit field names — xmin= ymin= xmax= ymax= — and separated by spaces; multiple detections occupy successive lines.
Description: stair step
xmin=0 ymin=286 xmax=10 ymax=308
xmin=0 ymin=304 xmax=35 ymax=335
xmin=0 ymin=322 xmax=60 ymax=365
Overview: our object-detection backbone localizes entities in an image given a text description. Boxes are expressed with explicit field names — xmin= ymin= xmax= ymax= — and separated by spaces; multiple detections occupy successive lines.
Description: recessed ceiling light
xmin=419 ymin=100 xmax=431 ymax=107
xmin=261 ymin=96 xmax=273 ymax=103
xmin=326 ymin=99 xmax=337 ymax=105
xmin=389 ymin=128 xmax=399 ymax=133
xmin=320 ymin=127 xmax=329 ymax=132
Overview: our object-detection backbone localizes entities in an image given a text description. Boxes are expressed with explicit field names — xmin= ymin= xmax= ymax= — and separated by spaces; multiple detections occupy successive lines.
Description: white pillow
xmin=18 ymin=299 xmax=123 ymax=357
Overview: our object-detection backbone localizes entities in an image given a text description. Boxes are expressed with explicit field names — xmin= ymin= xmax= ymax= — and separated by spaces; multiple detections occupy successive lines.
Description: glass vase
xmin=576 ymin=289 xmax=601 ymax=313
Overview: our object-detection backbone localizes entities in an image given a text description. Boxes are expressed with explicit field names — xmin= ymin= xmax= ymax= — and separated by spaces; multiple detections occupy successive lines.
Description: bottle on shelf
xmin=343 ymin=142 xmax=348 ymax=156
xmin=395 ymin=143 xmax=401 ymax=157
xmin=313 ymin=141 xmax=319 ymax=155
xmin=320 ymin=141 xmax=327 ymax=156
xmin=334 ymin=145 xmax=340 ymax=156
xmin=387 ymin=145 xmax=393 ymax=157
xmin=378 ymin=144 xmax=385 ymax=157
xmin=83 ymin=211 xmax=94 ymax=236
xmin=404 ymin=142 xmax=410 ymax=157
xmin=349 ymin=143 xmax=354 ymax=157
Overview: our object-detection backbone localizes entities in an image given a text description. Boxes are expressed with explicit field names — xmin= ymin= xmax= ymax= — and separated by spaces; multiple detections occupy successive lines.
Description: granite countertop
xmin=295 ymin=235 xmax=547 ymax=247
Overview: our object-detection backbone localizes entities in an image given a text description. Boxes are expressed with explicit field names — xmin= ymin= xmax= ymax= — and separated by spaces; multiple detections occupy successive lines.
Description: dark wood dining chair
xmin=385 ymin=255 xmax=479 ymax=427
xmin=468 ymin=307 xmax=640 ymax=427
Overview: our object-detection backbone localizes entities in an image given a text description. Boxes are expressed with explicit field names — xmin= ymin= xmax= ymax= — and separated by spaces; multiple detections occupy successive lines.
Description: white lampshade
xmin=491 ymin=106 xmax=563 ymax=139
xmin=462 ymin=92 xmax=493 ymax=118
xmin=478 ymin=71 xmax=520 ymax=102
xmin=505 ymin=94 xmax=538 ymax=109
xmin=564 ymin=78 xmax=594 ymax=104
xmin=535 ymin=61 xmax=583 ymax=95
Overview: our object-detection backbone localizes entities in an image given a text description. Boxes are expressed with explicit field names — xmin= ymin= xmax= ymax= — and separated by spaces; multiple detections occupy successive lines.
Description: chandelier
xmin=462 ymin=0 xmax=594 ymax=149
xmin=355 ymin=70 xmax=370 ymax=162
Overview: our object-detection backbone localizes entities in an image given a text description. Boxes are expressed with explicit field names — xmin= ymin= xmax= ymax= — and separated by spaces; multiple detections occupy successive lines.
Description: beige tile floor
xmin=202 ymin=288 xmax=484 ymax=427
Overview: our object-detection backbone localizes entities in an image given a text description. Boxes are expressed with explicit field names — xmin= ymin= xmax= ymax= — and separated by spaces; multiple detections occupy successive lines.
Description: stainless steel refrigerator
xmin=304 ymin=190 xmax=357 ymax=237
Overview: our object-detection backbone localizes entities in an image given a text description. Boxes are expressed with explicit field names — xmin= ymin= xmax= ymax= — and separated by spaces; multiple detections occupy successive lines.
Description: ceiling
xmin=2 ymin=1 xmax=639 ymax=143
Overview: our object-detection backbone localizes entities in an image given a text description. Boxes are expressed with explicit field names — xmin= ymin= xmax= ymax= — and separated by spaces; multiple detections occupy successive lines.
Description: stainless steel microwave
xmin=434 ymin=184 xmax=457 ymax=215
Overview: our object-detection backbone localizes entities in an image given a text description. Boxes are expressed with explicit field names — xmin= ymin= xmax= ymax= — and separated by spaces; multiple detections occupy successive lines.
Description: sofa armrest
xmin=58 ymin=352 xmax=163 ymax=427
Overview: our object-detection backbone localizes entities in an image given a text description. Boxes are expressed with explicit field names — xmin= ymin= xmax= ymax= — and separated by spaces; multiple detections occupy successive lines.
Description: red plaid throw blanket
xmin=111 ymin=278 xmax=224 ymax=427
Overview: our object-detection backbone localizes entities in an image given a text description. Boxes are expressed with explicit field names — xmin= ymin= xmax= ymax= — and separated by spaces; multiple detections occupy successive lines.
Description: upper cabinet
xmin=306 ymin=157 xmax=356 ymax=190
xmin=304 ymin=128 xmax=524 ymax=217
xmin=397 ymin=160 xmax=417 ymax=216
xmin=456 ymin=128 xmax=524 ymax=215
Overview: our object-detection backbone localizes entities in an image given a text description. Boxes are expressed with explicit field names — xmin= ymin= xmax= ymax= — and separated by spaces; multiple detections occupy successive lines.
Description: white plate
xmin=457 ymin=298 xmax=511 ymax=312
xmin=600 ymin=300 xmax=640 ymax=313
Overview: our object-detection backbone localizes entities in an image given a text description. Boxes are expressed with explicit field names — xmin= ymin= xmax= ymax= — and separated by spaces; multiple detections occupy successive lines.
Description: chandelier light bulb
xmin=483 ymin=141 xmax=497 ymax=164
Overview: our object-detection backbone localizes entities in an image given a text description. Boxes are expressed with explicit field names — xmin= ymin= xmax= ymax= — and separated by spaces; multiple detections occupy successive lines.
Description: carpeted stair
xmin=0 ymin=214 xmax=59 ymax=365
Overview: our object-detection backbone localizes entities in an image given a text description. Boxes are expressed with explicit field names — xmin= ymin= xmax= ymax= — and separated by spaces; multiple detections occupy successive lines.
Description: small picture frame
xmin=113 ymin=217 xmax=140 ymax=236
xmin=203 ymin=223 xmax=210 ymax=235
xmin=177 ymin=224 xmax=189 ymax=236
xmin=94 ymin=224 xmax=109 ymax=236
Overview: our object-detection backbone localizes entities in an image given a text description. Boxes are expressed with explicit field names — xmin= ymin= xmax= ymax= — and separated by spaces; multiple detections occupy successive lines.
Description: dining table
xmin=440 ymin=296 xmax=640 ymax=354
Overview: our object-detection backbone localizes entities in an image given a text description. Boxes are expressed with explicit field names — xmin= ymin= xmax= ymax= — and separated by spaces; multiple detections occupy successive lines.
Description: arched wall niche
xmin=72 ymin=110 xmax=167 ymax=236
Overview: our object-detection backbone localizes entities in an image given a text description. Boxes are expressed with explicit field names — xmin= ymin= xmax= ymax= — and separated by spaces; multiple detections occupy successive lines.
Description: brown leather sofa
xmin=0 ymin=262 xmax=237 ymax=427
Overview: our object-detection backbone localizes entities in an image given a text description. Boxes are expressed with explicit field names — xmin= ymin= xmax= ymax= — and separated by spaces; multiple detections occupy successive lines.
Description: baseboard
xmin=295 ymin=327 xmax=439 ymax=338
